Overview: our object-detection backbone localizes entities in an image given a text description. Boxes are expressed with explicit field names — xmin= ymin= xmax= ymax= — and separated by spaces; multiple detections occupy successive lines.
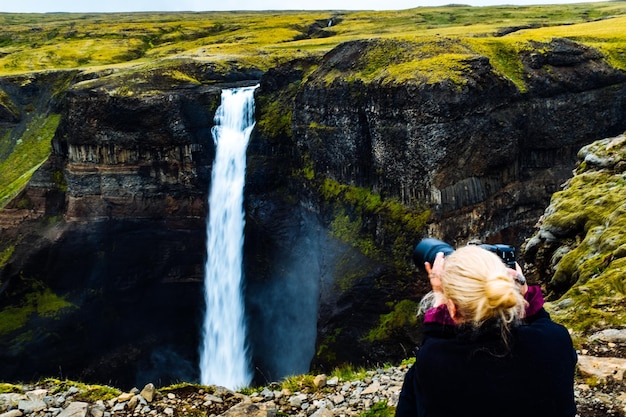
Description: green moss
xmin=316 ymin=328 xmax=342 ymax=363
xmin=359 ymin=401 xmax=396 ymax=417
xmin=0 ymin=89 xmax=20 ymax=119
xmin=0 ymin=245 xmax=15 ymax=268
xmin=51 ymin=169 xmax=68 ymax=192
xmin=256 ymin=67 xmax=310 ymax=139
xmin=538 ymin=137 xmax=626 ymax=332
xmin=43 ymin=379 xmax=121 ymax=401
xmin=467 ymin=38 xmax=528 ymax=92
xmin=0 ymin=113 xmax=61 ymax=208
xmin=319 ymin=177 xmax=430 ymax=270
xmin=161 ymin=381 xmax=210 ymax=393
xmin=321 ymin=38 xmax=478 ymax=87
xmin=0 ymin=285 xmax=75 ymax=336
xmin=364 ymin=299 xmax=419 ymax=342
xmin=257 ymin=96 xmax=294 ymax=139
xmin=0 ymin=383 xmax=22 ymax=393
xmin=400 ymin=357 xmax=416 ymax=367
xmin=546 ymin=172 xmax=625 ymax=236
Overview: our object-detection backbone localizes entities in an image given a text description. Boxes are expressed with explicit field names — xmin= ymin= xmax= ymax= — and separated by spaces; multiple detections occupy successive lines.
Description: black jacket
xmin=395 ymin=308 xmax=577 ymax=417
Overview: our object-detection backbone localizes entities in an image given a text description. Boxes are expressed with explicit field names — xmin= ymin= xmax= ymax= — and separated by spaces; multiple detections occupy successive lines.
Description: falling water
xmin=200 ymin=85 xmax=258 ymax=390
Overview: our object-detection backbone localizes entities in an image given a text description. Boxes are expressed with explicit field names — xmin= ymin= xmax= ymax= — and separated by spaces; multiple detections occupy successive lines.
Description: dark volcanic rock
xmin=292 ymin=38 xmax=626 ymax=247
xmin=0 ymin=77 xmax=228 ymax=388
xmin=269 ymin=37 xmax=626 ymax=369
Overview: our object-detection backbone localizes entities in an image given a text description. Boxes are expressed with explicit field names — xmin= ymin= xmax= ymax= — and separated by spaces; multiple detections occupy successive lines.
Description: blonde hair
xmin=441 ymin=245 xmax=525 ymax=328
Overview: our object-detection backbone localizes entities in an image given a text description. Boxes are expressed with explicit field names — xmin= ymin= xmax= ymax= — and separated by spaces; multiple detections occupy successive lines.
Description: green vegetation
xmin=42 ymin=379 xmax=121 ymax=401
xmin=0 ymin=89 xmax=20 ymax=119
xmin=0 ymin=3 xmax=626 ymax=89
xmin=0 ymin=113 xmax=61 ymax=208
xmin=281 ymin=374 xmax=318 ymax=393
xmin=316 ymin=328 xmax=343 ymax=363
xmin=364 ymin=299 xmax=419 ymax=343
xmin=319 ymin=178 xmax=430 ymax=270
xmin=0 ymin=281 xmax=75 ymax=336
xmin=0 ymin=245 xmax=15 ymax=267
xmin=0 ymin=383 xmax=22 ymax=394
xmin=541 ymin=135 xmax=626 ymax=332
xmin=359 ymin=400 xmax=395 ymax=417
xmin=330 ymin=363 xmax=368 ymax=382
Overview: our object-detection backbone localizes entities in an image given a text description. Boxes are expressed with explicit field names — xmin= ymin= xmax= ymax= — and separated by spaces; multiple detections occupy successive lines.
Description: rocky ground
xmin=1 ymin=329 xmax=625 ymax=417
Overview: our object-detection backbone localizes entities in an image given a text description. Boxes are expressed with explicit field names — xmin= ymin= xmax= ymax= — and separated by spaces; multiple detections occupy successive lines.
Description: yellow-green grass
xmin=40 ymin=379 xmax=121 ymax=401
xmin=2 ymin=3 xmax=626 ymax=78
xmin=0 ymin=113 xmax=61 ymax=208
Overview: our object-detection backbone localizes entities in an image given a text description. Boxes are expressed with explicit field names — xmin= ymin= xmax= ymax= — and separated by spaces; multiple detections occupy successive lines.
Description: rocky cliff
xmin=249 ymin=37 xmax=626 ymax=372
xmin=1 ymin=29 xmax=626 ymax=389
xmin=0 ymin=65 xmax=261 ymax=388
xmin=523 ymin=133 xmax=626 ymax=332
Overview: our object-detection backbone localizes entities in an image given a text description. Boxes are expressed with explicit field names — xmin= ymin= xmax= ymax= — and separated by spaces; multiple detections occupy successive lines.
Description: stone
xmin=360 ymin=381 xmax=380 ymax=396
xmin=57 ymin=402 xmax=89 ymax=417
xmin=25 ymin=390 xmax=47 ymax=402
xmin=313 ymin=374 xmax=327 ymax=388
xmin=127 ymin=395 xmax=139 ymax=410
xmin=289 ymin=394 xmax=307 ymax=408
xmin=332 ymin=394 xmax=345 ymax=405
xmin=326 ymin=377 xmax=339 ymax=387
xmin=18 ymin=399 xmax=47 ymax=413
xmin=140 ymin=384 xmax=155 ymax=403
xmin=204 ymin=394 xmax=223 ymax=404
xmin=259 ymin=388 xmax=274 ymax=400
xmin=577 ymin=355 xmax=626 ymax=382
xmin=219 ymin=402 xmax=273 ymax=417
xmin=0 ymin=393 xmax=26 ymax=410
xmin=90 ymin=403 xmax=105 ymax=417
xmin=111 ymin=403 xmax=125 ymax=412
xmin=117 ymin=393 xmax=134 ymax=403
xmin=310 ymin=405 xmax=334 ymax=417
xmin=0 ymin=411 xmax=23 ymax=417
xmin=589 ymin=329 xmax=626 ymax=343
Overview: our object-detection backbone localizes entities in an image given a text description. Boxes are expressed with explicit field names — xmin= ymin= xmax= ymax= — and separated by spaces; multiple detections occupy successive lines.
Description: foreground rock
xmin=2 ymin=355 xmax=626 ymax=417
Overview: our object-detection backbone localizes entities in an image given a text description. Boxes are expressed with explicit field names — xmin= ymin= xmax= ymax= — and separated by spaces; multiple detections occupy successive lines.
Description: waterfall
xmin=199 ymin=85 xmax=258 ymax=390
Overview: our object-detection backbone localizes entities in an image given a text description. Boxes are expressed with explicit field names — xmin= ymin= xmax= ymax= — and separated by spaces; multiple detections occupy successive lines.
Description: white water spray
xmin=200 ymin=85 xmax=258 ymax=390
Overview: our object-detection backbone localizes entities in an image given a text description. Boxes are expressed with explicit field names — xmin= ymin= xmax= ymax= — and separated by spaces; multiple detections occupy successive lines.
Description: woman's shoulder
xmin=515 ymin=310 xmax=576 ymax=358
xmin=520 ymin=308 xmax=571 ymax=337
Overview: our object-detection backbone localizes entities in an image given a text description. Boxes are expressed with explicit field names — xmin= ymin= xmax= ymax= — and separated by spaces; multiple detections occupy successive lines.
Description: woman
xmin=395 ymin=245 xmax=577 ymax=417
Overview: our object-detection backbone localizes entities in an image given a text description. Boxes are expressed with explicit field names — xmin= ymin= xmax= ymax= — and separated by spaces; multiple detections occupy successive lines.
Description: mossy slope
xmin=525 ymin=134 xmax=626 ymax=333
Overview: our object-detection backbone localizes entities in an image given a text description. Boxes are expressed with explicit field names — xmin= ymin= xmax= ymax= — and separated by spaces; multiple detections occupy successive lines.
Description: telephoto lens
xmin=413 ymin=238 xmax=455 ymax=270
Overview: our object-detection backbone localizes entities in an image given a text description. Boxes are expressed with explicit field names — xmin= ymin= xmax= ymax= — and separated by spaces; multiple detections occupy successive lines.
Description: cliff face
xmin=0 ymin=68 xmax=248 ymax=388
xmin=250 ymin=37 xmax=626 ymax=371
xmin=523 ymin=133 xmax=626 ymax=331
xmin=1 ymin=35 xmax=626 ymax=387
xmin=293 ymin=38 xmax=626 ymax=246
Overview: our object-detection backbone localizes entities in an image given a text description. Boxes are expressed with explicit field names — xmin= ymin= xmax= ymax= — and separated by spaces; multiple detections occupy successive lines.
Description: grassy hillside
xmin=1 ymin=2 xmax=626 ymax=76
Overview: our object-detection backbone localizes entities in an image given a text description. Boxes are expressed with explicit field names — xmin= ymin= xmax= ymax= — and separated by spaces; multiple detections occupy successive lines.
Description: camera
xmin=413 ymin=238 xmax=516 ymax=270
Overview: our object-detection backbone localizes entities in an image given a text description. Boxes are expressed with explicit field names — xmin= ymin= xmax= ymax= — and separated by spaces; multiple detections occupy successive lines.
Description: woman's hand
xmin=424 ymin=252 xmax=445 ymax=294
xmin=508 ymin=262 xmax=528 ymax=296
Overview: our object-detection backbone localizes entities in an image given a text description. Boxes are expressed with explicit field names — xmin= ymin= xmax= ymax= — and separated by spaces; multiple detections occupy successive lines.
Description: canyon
xmin=1 ymin=9 xmax=625 ymax=390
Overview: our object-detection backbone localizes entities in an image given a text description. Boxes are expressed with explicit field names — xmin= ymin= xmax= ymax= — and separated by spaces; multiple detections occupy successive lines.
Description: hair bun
xmin=484 ymin=274 xmax=518 ymax=310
